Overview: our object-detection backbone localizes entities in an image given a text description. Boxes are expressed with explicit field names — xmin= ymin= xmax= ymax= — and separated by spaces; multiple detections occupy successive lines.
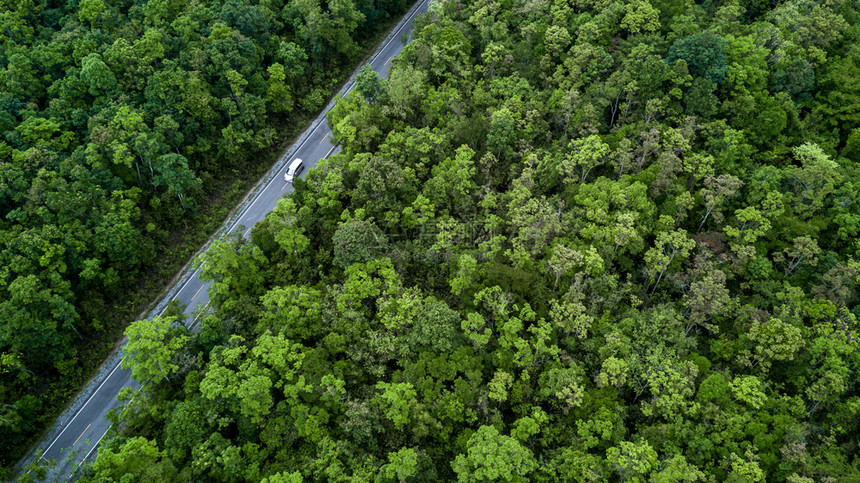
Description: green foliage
xmin=91 ymin=437 xmax=177 ymax=482
xmin=31 ymin=0 xmax=860 ymax=481
xmin=355 ymin=64 xmax=389 ymax=104
xmin=0 ymin=0 xmax=415 ymax=472
xmin=332 ymin=219 xmax=389 ymax=269
xmin=666 ymin=31 xmax=728 ymax=84
xmin=80 ymin=53 xmax=117 ymax=96
xmin=121 ymin=315 xmax=188 ymax=384
xmin=380 ymin=447 xmax=419 ymax=482
xmin=606 ymin=440 xmax=659 ymax=481
xmin=451 ymin=426 xmax=537 ymax=482
xmin=375 ymin=381 xmax=417 ymax=430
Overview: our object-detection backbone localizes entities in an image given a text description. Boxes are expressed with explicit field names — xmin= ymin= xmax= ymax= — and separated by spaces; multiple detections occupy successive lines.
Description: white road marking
xmin=39 ymin=355 xmax=125 ymax=458
xmin=189 ymin=303 xmax=211 ymax=332
xmin=74 ymin=427 xmax=109 ymax=473
xmin=324 ymin=144 xmax=338 ymax=159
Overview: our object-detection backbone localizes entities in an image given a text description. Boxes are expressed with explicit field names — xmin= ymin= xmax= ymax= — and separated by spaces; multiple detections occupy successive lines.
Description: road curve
xmin=25 ymin=1 xmax=431 ymax=479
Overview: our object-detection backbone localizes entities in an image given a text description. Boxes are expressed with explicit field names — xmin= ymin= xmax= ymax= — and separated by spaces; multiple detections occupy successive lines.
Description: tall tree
xmin=121 ymin=315 xmax=188 ymax=385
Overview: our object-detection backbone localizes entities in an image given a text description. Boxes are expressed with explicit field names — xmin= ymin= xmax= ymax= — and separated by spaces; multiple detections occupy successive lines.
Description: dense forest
xmin=62 ymin=0 xmax=860 ymax=481
xmin=0 ymin=0 xmax=413 ymax=476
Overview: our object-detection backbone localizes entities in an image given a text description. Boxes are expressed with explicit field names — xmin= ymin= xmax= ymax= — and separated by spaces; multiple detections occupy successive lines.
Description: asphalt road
xmin=30 ymin=1 xmax=430 ymax=479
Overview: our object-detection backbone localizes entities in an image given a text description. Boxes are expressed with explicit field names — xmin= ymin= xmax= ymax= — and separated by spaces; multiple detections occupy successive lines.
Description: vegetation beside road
xmin=0 ymin=0 xmax=413 ymax=476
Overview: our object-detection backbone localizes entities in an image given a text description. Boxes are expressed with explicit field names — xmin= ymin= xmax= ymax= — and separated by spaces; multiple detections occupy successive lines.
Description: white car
xmin=284 ymin=158 xmax=304 ymax=183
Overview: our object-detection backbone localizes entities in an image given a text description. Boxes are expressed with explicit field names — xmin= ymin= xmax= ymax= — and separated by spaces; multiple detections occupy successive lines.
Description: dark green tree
xmin=666 ymin=32 xmax=728 ymax=84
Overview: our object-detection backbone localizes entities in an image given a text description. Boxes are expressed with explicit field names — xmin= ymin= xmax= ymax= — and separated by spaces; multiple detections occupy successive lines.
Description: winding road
xmin=27 ymin=1 xmax=430 ymax=479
